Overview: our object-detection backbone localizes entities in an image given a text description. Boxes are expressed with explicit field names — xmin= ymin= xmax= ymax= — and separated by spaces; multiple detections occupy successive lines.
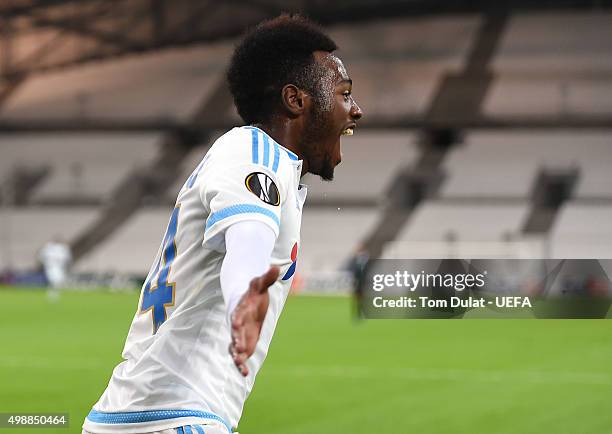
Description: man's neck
xmin=252 ymin=121 xmax=309 ymax=176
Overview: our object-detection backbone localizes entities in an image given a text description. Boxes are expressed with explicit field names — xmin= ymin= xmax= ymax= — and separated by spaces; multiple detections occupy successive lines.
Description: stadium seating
xmin=163 ymin=133 xmax=224 ymax=203
xmin=330 ymin=15 xmax=479 ymax=117
xmin=73 ymin=206 xmax=381 ymax=275
xmin=1 ymin=11 xmax=611 ymax=278
xmin=304 ymin=131 xmax=419 ymax=202
xmin=1 ymin=133 xmax=160 ymax=202
xmin=440 ymin=131 xmax=612 ymax=199
xmin=486 ymin=12 xmax=612 ymax=117
xmin=550 ymin=203 xmax=612 ymax=258
xmin=397 ymin=201 xmax=529 ymax=241
xmin=75 ymin=207 xmax=173 ymax=274
xmin=383 ymin=201 xmax=533 ymax=258
xmin=0 ymin=207 xmax=99 ymax=270
xmin=298 ymin=207 xmax=381 ymax=273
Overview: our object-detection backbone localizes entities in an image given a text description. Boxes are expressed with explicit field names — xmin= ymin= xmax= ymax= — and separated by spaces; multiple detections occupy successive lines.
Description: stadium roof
xmin=2 ymin=0 xmax=611 ymax=77
xmin=1 ymin=0 xmax=611 ymax=130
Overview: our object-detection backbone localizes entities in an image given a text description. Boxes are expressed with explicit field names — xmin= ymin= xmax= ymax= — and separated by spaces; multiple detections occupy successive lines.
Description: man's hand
xmin=229 ymin=265 xmax=280 ymax=376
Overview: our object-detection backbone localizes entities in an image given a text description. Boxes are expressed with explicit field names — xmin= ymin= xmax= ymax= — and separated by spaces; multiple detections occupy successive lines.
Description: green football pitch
xmin=0 ymin=288 xmax=611 ymax=434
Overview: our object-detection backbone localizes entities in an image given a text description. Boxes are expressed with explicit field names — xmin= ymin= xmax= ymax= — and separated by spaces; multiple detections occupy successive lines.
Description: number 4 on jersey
xmin=140 ymin=205 xmax=180 ymax=333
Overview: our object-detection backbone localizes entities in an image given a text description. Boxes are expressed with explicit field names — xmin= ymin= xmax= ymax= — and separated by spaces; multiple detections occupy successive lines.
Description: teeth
xmin=341 ymin=127 xmax=354 ymax=136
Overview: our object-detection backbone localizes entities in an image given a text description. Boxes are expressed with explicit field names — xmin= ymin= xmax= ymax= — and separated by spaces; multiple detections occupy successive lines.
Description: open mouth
xmin=341 ymin=124 xmax=355 ymax=136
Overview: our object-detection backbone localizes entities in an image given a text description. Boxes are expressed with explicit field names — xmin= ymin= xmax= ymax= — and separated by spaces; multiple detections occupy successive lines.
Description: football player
xmin=83 ymin=14 xmax=362 ymax=434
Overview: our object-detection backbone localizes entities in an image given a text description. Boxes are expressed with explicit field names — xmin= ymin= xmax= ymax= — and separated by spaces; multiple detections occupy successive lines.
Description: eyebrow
xmin=337 ymin=78 xmax=352 ymax=86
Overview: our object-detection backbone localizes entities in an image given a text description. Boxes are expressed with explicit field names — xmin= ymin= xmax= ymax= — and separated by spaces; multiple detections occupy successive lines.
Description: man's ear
xmin=281 ymin=84 xmax=309 ymax=117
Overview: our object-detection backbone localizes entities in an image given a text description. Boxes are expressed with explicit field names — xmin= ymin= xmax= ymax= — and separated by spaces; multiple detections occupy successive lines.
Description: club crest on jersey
xmin=245 ymin=172 xmax=280 ymax=206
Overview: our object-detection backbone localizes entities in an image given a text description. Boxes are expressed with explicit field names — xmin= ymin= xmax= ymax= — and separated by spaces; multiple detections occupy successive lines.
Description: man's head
xmin=227 ymin=14 xmax=363 ymax=180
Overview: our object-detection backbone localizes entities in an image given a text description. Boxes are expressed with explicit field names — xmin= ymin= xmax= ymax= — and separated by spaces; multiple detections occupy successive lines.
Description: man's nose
xmin=350 ymin=100 xmax=363 ymax=120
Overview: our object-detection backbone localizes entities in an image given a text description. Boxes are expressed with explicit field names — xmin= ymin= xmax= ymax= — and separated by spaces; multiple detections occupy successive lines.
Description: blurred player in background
xmin=348 ymin=245 xmax=370 ymax=319
xmin=39 ymin=235 xmax=72 ymax=292
xmin=83 ymin=14 xmax=362 ymax=434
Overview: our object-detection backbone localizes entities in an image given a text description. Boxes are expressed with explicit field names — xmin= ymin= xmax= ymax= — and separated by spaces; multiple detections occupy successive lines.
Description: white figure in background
xmin=39 ymin=236 xmax=73 ymax=289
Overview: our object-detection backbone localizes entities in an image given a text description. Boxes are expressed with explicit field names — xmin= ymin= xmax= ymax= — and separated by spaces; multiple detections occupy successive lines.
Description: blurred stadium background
xmin=1 ymin=1 xmax=611 ymax=433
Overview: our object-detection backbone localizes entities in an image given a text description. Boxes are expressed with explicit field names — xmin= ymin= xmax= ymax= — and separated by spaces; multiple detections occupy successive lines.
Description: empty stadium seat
xmin=550 ymin=203 xmax=612 ymax=258
xmin=384 ymin=202 xmax=534 ymax=258
xmin=1 ymin=133 xmax=160 ymax=202
xmin=75 ymin=207 xmax=173 ymax=274
xmin=440 ymin=131 xmax=612 ymax=198
xmin=0 ymin=207 xmax=99 ymax=271
xmin=331 ymin=15 xmax=480 ymax=117
xmin=304 ymin=131 xmax=419 ymax=202
xmin=164 ymin=132 xmax=225 ymax=203
xmin=486 ymin=12 xmax=612 ymax=117
xmin=299 ymin=207 xmax=381 ymax=273
xmin=397 ymin=201 xmax=529 ymax=241
xmin=75 ymin=206 xmax=381 ymax=275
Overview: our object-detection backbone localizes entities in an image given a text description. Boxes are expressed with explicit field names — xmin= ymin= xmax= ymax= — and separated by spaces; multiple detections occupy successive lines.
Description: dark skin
xmin=230 ymin=51 xmax=363 ymax=376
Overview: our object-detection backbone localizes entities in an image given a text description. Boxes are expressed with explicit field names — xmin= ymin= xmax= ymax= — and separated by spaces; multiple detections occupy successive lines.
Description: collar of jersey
xmin=243 ymin=125 xmax=301 ymax=163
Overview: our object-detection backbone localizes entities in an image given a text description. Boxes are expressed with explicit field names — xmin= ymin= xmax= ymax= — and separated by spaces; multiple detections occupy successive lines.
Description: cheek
xmin=334 ymin=97 xmax=350 ymax=119
xmin=318 ymin=94 xmax=335 ymax=116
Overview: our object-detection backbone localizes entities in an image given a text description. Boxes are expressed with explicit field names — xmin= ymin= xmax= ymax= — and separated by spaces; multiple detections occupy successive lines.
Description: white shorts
xmin=82 ymin=424 xmax=235 ymax=434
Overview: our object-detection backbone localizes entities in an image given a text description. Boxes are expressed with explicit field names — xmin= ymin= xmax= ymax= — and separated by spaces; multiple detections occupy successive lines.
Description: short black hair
xmin=227 ymin=14 xmax=338 ymax=124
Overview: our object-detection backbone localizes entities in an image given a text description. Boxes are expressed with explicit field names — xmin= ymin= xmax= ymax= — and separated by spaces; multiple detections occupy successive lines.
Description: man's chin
xmin=307 ymin=157 xmax=336 ymax=181
xmin=319 ymin=161 xmax=335 ymax=181
xmin=320 ymin=172 xmax=334 ymax=182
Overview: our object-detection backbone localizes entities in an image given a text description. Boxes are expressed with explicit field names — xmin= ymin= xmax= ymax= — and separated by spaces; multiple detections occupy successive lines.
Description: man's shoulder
xmin=209 ymin=126 xmax=296 ymax=179
xmin=209 ymin=126 xmax=251 ymax=162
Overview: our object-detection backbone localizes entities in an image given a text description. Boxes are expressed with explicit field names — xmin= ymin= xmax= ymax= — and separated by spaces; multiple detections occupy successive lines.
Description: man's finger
xmin=229 ymin=345 xmax=249 ymax=377
xmin=231 ymin=325 xmax=246 ymax=352
xmin=237 ymin=363 xmax=249 ymax=376
xmin=232 ymin=338 xmax=246 ymax=354
xmin=231 ymin=313 xmax=246 ymax=349
xmin=257 ymin=266 xmax=280 ymax=293
xmin=233 ymin=350 xmax=248 ymax=366
xmin=231 ymin=311 xmax=245 ymax=330
xmin=248 ymin=276 xmax=261 ymax=293
xmin=229 ymin=342 xmax=249 ymax=376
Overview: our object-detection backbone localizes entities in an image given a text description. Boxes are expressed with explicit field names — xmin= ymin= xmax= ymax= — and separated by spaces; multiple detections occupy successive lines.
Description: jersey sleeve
xmin=221 ymin=220 xmax=276 ymax=323
xmin=200 ymin=162 xmax=284 ymax=251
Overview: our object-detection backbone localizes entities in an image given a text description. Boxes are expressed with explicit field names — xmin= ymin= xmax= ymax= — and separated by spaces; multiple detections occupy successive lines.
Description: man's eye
xmin=343 ymin=91 xmax=351 ymax=100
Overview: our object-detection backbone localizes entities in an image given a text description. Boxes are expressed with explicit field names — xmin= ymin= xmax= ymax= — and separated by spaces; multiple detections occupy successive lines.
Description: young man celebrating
xmin=83 ymin=14 xmax=362 ymax=434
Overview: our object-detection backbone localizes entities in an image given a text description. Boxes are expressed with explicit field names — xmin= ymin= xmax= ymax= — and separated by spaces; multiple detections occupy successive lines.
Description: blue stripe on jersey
xmin=184 ymin=426 xmax=193 ymax=434
xmin=86 ymin=409 xmax=231 ymax=433
xmin=206 ymin=204 xmax=280 ymax=231
xmin=251 ymin=128 xmax=259 ymax=164
xmin=177 ymin=427 xmax=185 ymax=434
xmin=272 ymin=140 xmax=280 ymax=173
xmin=194 ymin=425 xmax=206 ymax=434
xmin=187 ymin=159 xmax=206 ymax=189
xmin=285 ymin=148 xmax=299 ymax=160
xmin=263 ymin=134 xmax=270 ymax=167
xmin=185 ymin=174 xmax=195 ymax=190
xmin=244 ymin=125 xmax=299 ymax=165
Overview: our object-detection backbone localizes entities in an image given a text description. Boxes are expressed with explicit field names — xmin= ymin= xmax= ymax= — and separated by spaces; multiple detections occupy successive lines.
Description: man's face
xmin=300 ymin=51 xmax=363 ymax=181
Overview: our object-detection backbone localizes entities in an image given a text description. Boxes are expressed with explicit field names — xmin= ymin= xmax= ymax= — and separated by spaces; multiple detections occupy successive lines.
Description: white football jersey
xmin=84 ymin=126 xmax=307 ymax=434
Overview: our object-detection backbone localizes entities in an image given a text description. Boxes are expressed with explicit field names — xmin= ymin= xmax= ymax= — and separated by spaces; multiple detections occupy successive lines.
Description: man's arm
xmin=220 ymin=220 xmax=279 ymax=376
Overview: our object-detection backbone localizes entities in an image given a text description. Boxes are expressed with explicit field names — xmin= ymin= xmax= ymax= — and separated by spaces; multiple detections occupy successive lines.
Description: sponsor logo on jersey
xmin=245 ymin=172 xmax=280 ymax=206
xmin=282 ymin=242 xmax=298 ymax=280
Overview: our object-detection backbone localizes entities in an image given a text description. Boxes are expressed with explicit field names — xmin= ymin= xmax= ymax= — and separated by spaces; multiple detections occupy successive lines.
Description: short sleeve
xmin=201 ymin=163 xmax=283 ymax=251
